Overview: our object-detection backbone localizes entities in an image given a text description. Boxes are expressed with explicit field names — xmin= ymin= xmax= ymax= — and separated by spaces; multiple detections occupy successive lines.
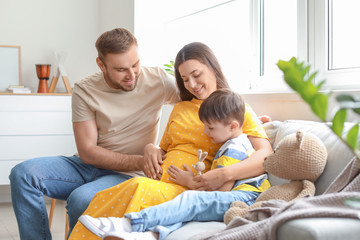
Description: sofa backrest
xmin=263 ymin=120 xmax=355 ymax=195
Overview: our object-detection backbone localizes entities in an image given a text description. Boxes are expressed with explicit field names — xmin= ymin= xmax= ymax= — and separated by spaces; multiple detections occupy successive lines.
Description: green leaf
xmin=301 ymin=81 xmax=318 ymax=103
xmin=336 ymin=94 xmax=356 ymax=102
xmin=278 ymin=56 xmax=360 ymax=163
xmin=352 ymin=102 xmax=360 ymax=114
xmin=331 ymin=109 xmax=347 ymax=136
xmin=354 ymin=108 xmax=360 ymax=115
xmin=338 ymin=100 xmax=360 ymax=115
xmin=310 ymin=94 xmax=328 ymax=121
xmin=163 ymin=60 xmax=175 ymax=76
xmin=317 ymin=79 xmax=326 ymax=90
xmin=345 ymin=197 xmax=360 ymax=209
xmin=308 ymin=72 xmax=318 ymax=84
xmin=346 ymin=123 xmax=359 ymax=150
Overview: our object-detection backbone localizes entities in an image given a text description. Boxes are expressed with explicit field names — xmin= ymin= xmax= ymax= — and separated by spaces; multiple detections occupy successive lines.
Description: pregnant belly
xmin=160 ymin=150 xmax=211 ymax=183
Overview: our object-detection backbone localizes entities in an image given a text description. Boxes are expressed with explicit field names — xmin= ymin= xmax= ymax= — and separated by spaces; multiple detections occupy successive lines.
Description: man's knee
xmin=66 ymin=187 xmax=94 ymax=217
xmin=9 ymin=160 xmax=36 ymax=185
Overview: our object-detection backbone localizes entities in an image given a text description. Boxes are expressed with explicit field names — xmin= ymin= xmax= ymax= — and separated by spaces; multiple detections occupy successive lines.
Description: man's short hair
xmin=95 ymin=28 xmax=138 ymax=62
xmin=199 ymin=89 xmax=245 ymax=127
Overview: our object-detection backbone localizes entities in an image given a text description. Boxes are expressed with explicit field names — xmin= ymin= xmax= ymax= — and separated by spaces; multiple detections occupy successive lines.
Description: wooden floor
xmin=0 ymin=200 xmax=67 ymax=240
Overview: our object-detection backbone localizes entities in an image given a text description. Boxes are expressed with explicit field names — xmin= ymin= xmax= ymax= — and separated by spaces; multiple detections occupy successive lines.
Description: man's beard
xmin=105 ymin=72 xmax=138 ymax=92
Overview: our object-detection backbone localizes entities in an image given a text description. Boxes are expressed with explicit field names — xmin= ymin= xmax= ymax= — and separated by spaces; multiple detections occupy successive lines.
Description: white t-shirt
xmin=72 ymin=66 xmax=179 ymax=176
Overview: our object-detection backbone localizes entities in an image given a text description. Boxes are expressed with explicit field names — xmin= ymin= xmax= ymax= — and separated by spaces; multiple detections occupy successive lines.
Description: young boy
xmin=79 ymin=89 xmax=269 ymax=240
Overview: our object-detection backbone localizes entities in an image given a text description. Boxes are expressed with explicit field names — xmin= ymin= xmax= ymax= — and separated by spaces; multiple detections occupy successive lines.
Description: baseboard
xmin=0 ymin=185 xmax=54 ymax=203
xmin=0 ymin=185 xmax=11 ymax=203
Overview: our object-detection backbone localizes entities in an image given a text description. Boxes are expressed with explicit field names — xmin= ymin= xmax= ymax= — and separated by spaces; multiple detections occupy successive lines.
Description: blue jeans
xmin=125 ymin=190 xmax=260 ymax=240
xmin=9 ymin=155 xmax=133 ymax=240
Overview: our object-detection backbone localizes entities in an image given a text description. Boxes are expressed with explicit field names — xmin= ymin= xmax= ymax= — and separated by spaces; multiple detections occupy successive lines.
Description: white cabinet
xmin=0 ymin=95 xmax=77 ymax=185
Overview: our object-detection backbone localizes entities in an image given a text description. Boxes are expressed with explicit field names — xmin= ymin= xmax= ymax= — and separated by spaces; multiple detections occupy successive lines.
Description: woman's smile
xmin=178 ymin=59 xmax=217 ymax=100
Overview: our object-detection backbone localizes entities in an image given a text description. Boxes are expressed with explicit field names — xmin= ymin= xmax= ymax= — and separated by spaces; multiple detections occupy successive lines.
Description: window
xmin=329 ymin=0 xmax=360 ymax=70
xmin=135 ymin=0 xmax=360 ymax=93
xmin=311 ymin=0 xmax=360 ymax=89
xmin=164 ymin=0 xmax=252 ymax=91
xmin=259 ymin=0 xmax=299 ymax=91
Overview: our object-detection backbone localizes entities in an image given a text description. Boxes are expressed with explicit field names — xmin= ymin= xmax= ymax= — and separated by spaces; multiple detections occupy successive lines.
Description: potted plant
xmin=277 ymin=57 xmax=360 ymax=207
xmin=163 ymin=61 xmax=175 ymax=76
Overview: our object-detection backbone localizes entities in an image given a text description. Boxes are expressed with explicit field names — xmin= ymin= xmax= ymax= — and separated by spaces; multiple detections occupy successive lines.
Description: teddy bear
xmin=224 ymin=131 xmax=327 ymax=224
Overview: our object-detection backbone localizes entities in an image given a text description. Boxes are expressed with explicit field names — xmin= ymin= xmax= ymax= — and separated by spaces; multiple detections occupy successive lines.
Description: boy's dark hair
xmin=95 ymin=28 xmax=138 ymax=62
xmin=199 ymin=89 xmax=245 ymax=126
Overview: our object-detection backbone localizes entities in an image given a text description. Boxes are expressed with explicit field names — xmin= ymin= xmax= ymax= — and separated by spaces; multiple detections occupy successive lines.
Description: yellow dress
xmin=69 ymin=98 xmax=268 ymax=239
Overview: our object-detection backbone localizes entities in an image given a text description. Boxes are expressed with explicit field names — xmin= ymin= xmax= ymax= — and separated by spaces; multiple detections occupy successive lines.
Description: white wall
xmin=0 ymin=0 xmax=99 ymax=92
xmin=0 ymin=0 xmax=135 ymax=93
xmin=98 ymin=0 xmax=134 ymax=33
xmin=0 ymin=0 xmax=136 ymax=202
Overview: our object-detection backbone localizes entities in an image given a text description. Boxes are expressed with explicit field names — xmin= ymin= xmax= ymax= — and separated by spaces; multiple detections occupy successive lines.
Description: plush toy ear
xmin=197 ymin=149 xmax=208 ymax=162
xmin=296 ymin=131 xmax=304 ymax=149
xmin=200 ymin=151 xmax=208 ymax=162
xmin=197 ymin=149 xmax=202 ymax=160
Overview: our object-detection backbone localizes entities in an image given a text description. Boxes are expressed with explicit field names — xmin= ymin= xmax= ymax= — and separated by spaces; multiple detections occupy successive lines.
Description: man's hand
xmin=192 ymin=168 xmax=226 ymax=191
xmin=143 ymin=143 xmax=165 ymax=180
xmin=168 ymin=164 xmax=195 ymax=189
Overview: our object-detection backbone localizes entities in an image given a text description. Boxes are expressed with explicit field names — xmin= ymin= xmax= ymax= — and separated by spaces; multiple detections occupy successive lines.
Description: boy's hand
xmin=168 ymin=164 xmax=195 ymax=189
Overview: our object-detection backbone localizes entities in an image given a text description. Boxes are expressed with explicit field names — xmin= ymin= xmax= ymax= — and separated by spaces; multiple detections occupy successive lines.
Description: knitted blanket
xmin=192 ymin=156 xmax=360 ymax=240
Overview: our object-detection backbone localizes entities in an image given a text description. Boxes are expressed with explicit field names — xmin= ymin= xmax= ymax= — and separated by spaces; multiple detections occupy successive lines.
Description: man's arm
xmin=193 ymin=137 xmax=272 ymax=191
xmin=73 ymin=119 xmax=144 ymax=171
xmin=168 ymin=164 xmax=235 ymax=191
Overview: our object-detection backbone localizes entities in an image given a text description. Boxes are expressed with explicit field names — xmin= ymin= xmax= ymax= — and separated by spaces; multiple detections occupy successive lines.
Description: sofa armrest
xmin=277 ymin=217 xmax=360 ymax=240
xmin=165 ymin=221 xmax=225 ymax=240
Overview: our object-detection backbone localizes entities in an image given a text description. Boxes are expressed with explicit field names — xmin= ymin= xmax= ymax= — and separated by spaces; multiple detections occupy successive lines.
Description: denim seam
xmin=131 ymin=217 xmax=145 ymax=225
xmin=244 ymin=192 xmax=260 ymax=205
xmin=38 ymin=191 xmax=48 ymax=239
xmin=39 ymin=176 xmax=85 ymax=184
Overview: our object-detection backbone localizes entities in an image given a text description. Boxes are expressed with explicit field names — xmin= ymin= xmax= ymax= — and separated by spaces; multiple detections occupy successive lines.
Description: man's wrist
xmin=186 ymin=181 xmax=194 ymax=190
xmin=221 ymin=167 xmax=232 ymax=182
xmin=134 ymin=155 xmax=145 ymax=171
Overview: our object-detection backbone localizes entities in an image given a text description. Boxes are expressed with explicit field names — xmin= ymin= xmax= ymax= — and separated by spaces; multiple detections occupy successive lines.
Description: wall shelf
xmin=0 ymin=92 xmax=72 ymax=96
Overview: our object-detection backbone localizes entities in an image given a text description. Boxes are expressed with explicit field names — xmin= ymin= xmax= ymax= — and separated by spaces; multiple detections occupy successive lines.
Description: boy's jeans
xmin=9 ymin=155 xmax=133 ymax=240
xmin=126 ymin=190 xmax=260 ymax=240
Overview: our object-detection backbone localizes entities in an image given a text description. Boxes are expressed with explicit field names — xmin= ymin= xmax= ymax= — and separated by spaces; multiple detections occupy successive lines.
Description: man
xmin=9 ymin=28 xmax=179 ymax=240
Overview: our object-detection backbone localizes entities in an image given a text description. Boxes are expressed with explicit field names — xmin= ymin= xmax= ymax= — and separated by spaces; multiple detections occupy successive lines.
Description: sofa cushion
xmin=166 ymin=120 xmax=357 ymax=240
xmin=277 ymin=218 xmax=360 ymax=240
xmin=269 ymin=120 xmax=355 ymax=195
xmin=166 ymin=221 xmax=225 ymax=240
xmin=263 ymin=120 xmax=283 ymax=147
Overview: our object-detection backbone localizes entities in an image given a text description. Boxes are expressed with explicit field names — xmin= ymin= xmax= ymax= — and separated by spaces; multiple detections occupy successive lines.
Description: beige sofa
xmin=166 ymin=120 xmax=360 ymax=240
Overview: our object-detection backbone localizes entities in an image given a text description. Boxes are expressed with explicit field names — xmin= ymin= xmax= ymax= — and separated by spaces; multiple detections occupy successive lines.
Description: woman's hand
xmin=192 ymin=168 xmax=226 ymax=191
xmin=143 ymin=143 xmax=166 ymax=180
xmin=258 ymin=115 xmax=272 ymax=124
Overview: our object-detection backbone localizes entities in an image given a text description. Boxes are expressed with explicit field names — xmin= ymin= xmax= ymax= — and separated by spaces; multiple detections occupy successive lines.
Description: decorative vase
xmin=36 ymin=64 xmax=51 ymax=93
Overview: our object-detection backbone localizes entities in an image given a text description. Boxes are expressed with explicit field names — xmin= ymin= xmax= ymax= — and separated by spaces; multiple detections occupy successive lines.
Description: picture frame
xmin=0 ymin=45 xmax=21 ymax=91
